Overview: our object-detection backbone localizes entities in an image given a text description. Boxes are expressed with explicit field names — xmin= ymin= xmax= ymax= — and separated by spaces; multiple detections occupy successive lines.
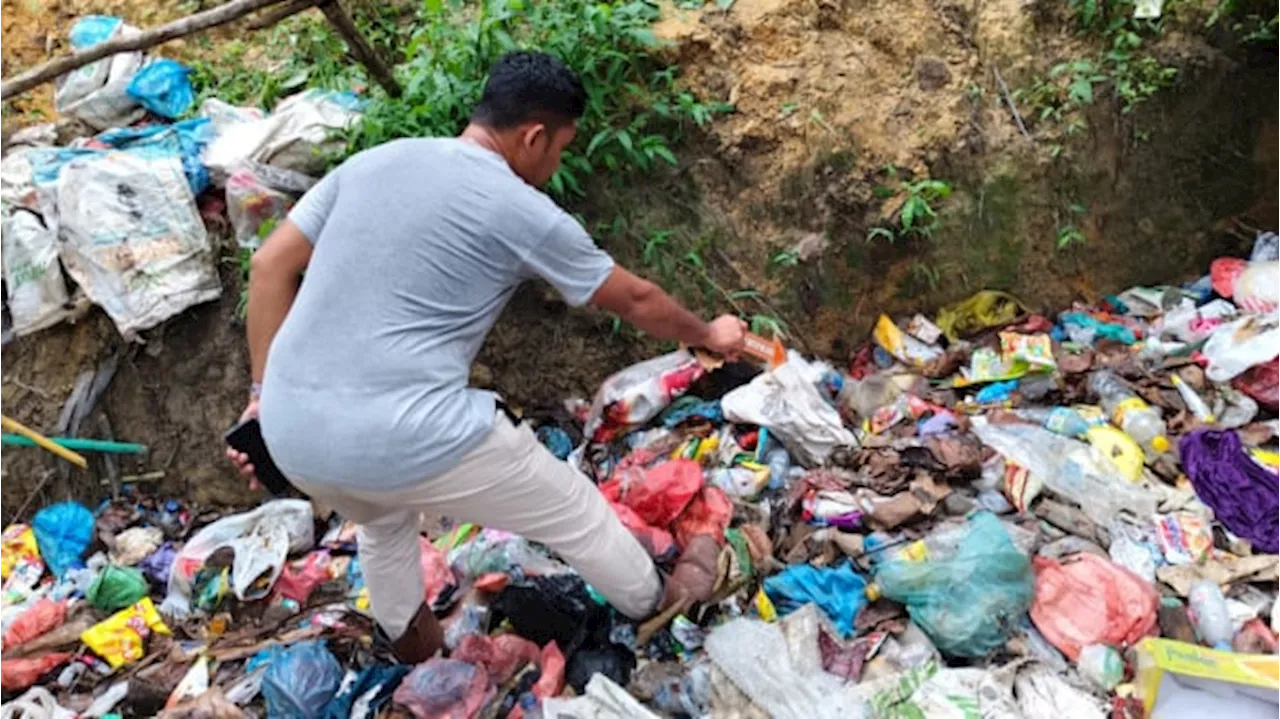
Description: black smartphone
xmin=223 ymin=418 xmax=305 ymax=498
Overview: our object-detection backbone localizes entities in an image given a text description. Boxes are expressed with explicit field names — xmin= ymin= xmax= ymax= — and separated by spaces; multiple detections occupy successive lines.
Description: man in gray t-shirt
xmin=229 ymin=52 xmax=745 ymax=662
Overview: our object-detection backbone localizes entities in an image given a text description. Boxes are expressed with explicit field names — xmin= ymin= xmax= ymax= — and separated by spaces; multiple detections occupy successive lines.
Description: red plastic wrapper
xmin=674 ymin=486 xmax=732 ymax=549
xmin=622 ymin=460 xmax=702 ymax=527
xmin=1 ymin=598 xmax=67 ymax=650
xmin=452 ymin=633 xmax=540 ymax=686
xmin=1234 ymin=358 xmax=1279 ymax=411
xmin=508 ymin=641 xmax=566 ymax=719
xmin=1029 ymin=553 xmax=1157 ymax=661
xmin=609 ymin=501 xmax=676 ymax=560
xmin=1 ymin=652 xmax=71 ymax=691
xmin=273 ymin=551 xmax=331 ymax=604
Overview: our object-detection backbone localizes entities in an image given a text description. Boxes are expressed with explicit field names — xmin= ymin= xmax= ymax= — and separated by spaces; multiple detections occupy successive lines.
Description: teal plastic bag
xmin=763 ymin=562 xmax=867 ymax=637
xmin=873 ymin=512 xmax=1033 ymax=657
xmin=31 ymin=502 xmax=94 ymax=578
xmin=126 ymin=59 xmax=195 ymax=119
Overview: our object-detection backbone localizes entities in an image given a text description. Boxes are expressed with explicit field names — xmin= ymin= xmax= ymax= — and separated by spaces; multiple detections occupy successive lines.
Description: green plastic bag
xmin=87 ymin=565 xmax=149 ymax=611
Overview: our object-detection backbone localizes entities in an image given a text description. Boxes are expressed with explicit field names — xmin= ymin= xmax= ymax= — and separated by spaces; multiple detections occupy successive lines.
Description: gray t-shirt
xmin=259 ymin=138 xmax=615 ymax=489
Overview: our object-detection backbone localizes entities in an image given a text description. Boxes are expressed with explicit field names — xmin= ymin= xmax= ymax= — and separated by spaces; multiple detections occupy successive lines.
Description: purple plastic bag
xmin=139 ymin=542 xmax=177 ymax=585
xmin=1180 ymin=430 xmax=1279 ymax=553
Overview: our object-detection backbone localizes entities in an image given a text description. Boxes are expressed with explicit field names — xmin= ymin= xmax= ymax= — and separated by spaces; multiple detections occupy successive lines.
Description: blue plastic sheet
xmin=127 ymin=59 xmax=195 ymax=119
xmin=261 ymin=641 xmax=344 ymax=719
xmin=68 ymin=15 xmax=122 ymax=49
xmin=323 ymin=664 xmax=409 ymax=719
xmin=873 ymin=511 xmax=1033 ymax=657
xmin=536 ymin=425 xmax=574 ymax=460
xmin=763 ymin=562 xmax=867 ymax=638
xmin=31 ymin=502 xmax=94 ymax=578
xmin=96 ymin=118 xmax=216 ymax=195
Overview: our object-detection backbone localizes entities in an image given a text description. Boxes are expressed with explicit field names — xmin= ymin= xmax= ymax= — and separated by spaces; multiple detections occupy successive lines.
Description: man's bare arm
xmin=246 ymin=220 xmax=313 ymax=384
xmin=590 ymin=266 xmax=745 ymax=354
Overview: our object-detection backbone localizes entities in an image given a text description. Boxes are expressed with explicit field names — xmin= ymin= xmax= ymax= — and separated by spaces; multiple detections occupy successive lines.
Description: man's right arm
xmin=589 ymin=266 xmax=745 ymax=356
xmin=246 ymin=220 xmax=313 ymax=388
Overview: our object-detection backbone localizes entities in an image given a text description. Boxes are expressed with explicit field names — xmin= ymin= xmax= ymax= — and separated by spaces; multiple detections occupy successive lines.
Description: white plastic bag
xmin=1201 ymin=315 xmax=1280 ymax=383
xmin=583 ymin=350 xmax=705 ymax=442
xmin=971 ymin=417 xmax=1158 ymax=524
xmin=54 ymin=144 xmax=221 ymax=339
xmin=0 ymin=686 xmax=76 ymax=719
xmin=162 ymin=500 xmax=313 ymax=617
xmin=225 ymin=162 xmax=317 ymax=248
xmin=721 ymin=352 xmax=858 ymax=466
xmin=203 ymin=90 xmax=362 ymax=181
xmin=53 ymin=17 xmax=145 ymax=130
xmin=2 ymin=210 xmax=71 ymax=336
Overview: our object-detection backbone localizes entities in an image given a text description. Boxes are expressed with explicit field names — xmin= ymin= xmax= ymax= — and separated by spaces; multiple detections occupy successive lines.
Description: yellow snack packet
xmin=81 ymin=597 xmax=172 ymax=668
xmin=1 ymin=525 xmax=40 ymax=580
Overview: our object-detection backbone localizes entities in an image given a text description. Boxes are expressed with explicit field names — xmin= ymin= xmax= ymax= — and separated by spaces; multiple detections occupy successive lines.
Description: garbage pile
xmin=1 ymin=15 xmax=361 ymax=342
xmin=2 ymin=234 xmax=1276 ymax=717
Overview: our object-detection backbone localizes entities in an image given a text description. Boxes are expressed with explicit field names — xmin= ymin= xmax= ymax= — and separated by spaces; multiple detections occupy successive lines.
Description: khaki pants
xmin=291 ymin=413 xmax=662 ymax=637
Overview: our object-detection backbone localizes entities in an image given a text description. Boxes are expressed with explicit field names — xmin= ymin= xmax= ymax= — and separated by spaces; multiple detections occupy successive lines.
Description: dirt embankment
xmin=1 ymin=0 xmax=1275 ymax=513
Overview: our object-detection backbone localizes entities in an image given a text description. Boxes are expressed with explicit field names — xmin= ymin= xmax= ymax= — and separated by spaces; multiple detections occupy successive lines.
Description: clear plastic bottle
xmin=1088 ymin=371 xmax=1171 ymax=460
xmin=1016 ymin=407 xmax=1093 ymax=438
xmin=1188 ymin=581 xmax=1234 ymax=650
xmin=765 ymin=447 xmax=791 ymax=490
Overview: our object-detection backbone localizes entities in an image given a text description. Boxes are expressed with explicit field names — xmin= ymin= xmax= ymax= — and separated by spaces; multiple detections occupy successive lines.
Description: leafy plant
xmin=899 ymin=179 xmax=952 ymax=238
xmin=771 ymin=248 xmax=800 ymax=268
xmin=346 ymin=0 xmax=732 ymax=199
xmin=749 ymin=313 xmax=787 ymax=338
xmin=865 ymin=226 xmax=897 ymax=244
xmin=1056 ymin=225 xmax=1087 ymax=250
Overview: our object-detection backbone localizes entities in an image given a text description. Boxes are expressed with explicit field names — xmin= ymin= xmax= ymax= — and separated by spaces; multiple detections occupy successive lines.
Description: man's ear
xmin=522 ymin=122 xmax=548 ymax=151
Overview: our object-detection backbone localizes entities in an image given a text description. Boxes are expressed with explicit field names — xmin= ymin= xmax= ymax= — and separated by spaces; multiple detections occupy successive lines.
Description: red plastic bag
xmin=609 ymin=501 xmax=676 ymax=559
xmin=452 ymin=633 xmax=540 ymax=686
xmin=623 ymin=460 xmax=702 ymax=527
xmin=421 ymin=537 xmax=456 ymax=607
xmin=1234 ymin=359 xmax=1279 ymax=411
xmin=1030 ymin=553 xmax=1157 ymax=661
xmin=674 ymin=486 xmax=732 ymax=549
xmin=509 ymin=641 xmax=566 ymax=719
xmin=392 ymin=658 xmax=492 ymax=719
xmin=1 ymin=598 xmax=67 ymax=650
xmin=1 ymin=652 xmax=71 ymax=691
xmin=273 ymin=551 xmax=331 ymax=604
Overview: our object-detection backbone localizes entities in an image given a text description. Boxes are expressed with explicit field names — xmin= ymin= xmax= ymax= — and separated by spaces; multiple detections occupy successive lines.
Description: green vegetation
xmin=866 ymin=168 xmax=954 ymax=244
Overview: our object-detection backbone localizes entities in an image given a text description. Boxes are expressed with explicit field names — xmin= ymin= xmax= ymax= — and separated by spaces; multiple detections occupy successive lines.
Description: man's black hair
xmin=471 ymin=51 xmax=586 ymax=129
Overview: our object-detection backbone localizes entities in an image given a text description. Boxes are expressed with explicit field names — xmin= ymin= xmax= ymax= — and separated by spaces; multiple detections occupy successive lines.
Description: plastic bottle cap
xmin=1152 ymin=436 xmax=1170 ymax=453
xmin=865 ymin=583 xmax=881 ymax=602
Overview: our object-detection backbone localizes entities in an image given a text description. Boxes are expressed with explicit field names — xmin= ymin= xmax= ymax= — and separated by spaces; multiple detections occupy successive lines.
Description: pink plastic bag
xmin=392 ymin=658 xmax=493 ymax=719
xmin=421 ymin=537 xmax=456 ymax=607
xmin=620 ymin=459 xmax=702 ymax=527
xmin=451 ymin=633 xmax=540 ymax=686
xmin=272 ymin=551 xmax=331 ymax=604
xmin=1 ymin=598 xmax=67 ymax=650
xmin=674 ymin=486 xmax=732 ymax=549
xmin=1030 ymin=553 xmax=1157 ymax=661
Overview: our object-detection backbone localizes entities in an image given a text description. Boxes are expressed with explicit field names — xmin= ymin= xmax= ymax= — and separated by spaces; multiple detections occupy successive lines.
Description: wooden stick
xmin=245 ymin=0 xmax=320 ymax=30
xmin=1 ymin=0 xmax=292 ymax=99
xmin=316 ymin=0 xmax=401 ymax=97
xmin=0 ymin=415 xmax=88 ymax=469
xmin=992 ymin=66 xmax=1032 ymax=141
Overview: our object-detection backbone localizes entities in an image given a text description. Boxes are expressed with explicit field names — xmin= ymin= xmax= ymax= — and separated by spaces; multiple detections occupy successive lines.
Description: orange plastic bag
xmin=1 ymin=598 xmax=67 ymax=650
xmin=609 ymin=501 xmax=676 ymax=559
xmin=1030 ymin=553 xmax=1157 ymax=661
xmin=1 ymin=652 xmax=71 ymax=691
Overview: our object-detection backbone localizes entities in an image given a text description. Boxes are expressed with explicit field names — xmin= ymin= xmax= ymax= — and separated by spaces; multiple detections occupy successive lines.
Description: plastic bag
xmin=1 ymin=524 xmax=44 ymax=593
xmin=225 ymin=162 xmax=317 ymax=248
xmin=273 ymin=551 xmax=332 ymax=605
xmin=1077 ymin=644 xmax=1124 ymax=690
xmin=0 ymin=686 xmax=77 ymax=719
xmin=872 ymin=315 xmax=943 ymax=367
xmin=81 ymin=597 xmax=172 ymax=668
xmin=202 ymin=89 xmax=364 ymax=180
xmin=1180 ymin=429 xmax=1278 ymax=554
xmin=96 ymin=118 xmax=219 ymax=195
xmin=391 ymin=658 xmax=493 ymax=719
xmin=1211 ymin=257 xmax=1279 ymax=314
xmin=935 ymin=290 xmax=1027 ymax=341
xmin=1234 ymin=359 xmax=1279 ymax=411
xmin=1 ymin=599 xmax=66 ymax=651
xmin=126 ymin=59 xmax=194 ymax=118
xmin=85 ymin=565 xmax=149 ymax=611
xmin=140 ymin=542 xmax=178 ymax=585
xmin=53 ymin=16 xmax=145 ymax=130
xmin=873 ymin=512 xmax=1034 ymax=657
xmin=583 ymin=350 xmax=707 ymax=443
xmin=1 ymin=653 xmax=71 ymax=692
xmin=606 ymin=459 xmax=702 ymax=528
xmin=542 ymin=674 xmax=663 ymax=719
xmin=673 ymin=486 xmax=732 ymax=550
xmin=2 ymin=209 xmax=71 ymax=337
xmin=492 ymin=574 xmax=602 ymax=648
xmin=452 ymin=633 xmax=541 ymax=686
xmin=1030 ymin=553 xmax=1158 ymax=661
xmin=261 ymin=641 xmax=343 ymax=719
xmin=164 ymin=499 xmax=313 ymax=616
xmin=110 ymin=526 xmax=164 ymax=566
xmin=31 ymin=502 xmax=93 ymax=578
xmin=1202 ymin=315 xmax=1280 ymax=383
xmin=322 ymin=664 xmax=409 ymax=719
xmin=722 ymin=353 xmax=858 ymax=466
xmin=53 ymin=140 xmax=221 ymax=339
xmin=764 ymin=563 xmax=867 ymax=638
xmin=971 ymin=418 xmax=1158 ymax=525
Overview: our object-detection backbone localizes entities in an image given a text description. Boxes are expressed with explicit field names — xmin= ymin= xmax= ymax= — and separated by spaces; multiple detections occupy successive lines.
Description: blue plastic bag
xmin=96 ymin=118 xmax=216 ymax=194
xmin=261 ymin=641 xmax=343 ymax=719
xmin=322 ymin=664 xmax=409 ymax=719
xmin=68 ymin=15 xmax=122 ymax=49
xmin=127 ymin=59 xmax=195 ymax=119
xmin=763 ymin=562 xmax=867 ymax=638
xmin=31 ymin=502 xmax=94 ymax=578
xmin=873 ymin=512 xmax=1033 ymax=658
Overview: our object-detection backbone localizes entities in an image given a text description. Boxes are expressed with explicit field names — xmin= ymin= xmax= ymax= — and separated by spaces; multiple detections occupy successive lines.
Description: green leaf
xmin=616 ymin=130 xmax=634 ymax=153
xmin=652 ymin=145 xmax=678 ymax=165
xmin=1067 ymin=76 xmax=1094 ymax=106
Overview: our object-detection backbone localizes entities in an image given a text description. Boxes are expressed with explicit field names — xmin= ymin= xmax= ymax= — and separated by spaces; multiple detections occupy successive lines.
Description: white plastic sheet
xmin=53 ymin=18 xmax=145 ymax=130
xmin=203 ymin=90 xmax=362 ymax=182
xmin=161 ymin=500 xmax=313 ymax=618
xmin=2 ymin=210 xmax=71 ymax=336
xmin=721 ymin=352 xmax=858 ymax=466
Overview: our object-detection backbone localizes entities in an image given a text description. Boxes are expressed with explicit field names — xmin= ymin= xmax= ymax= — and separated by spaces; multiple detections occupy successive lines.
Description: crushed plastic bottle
xmin=1188 ymin=580 xmax=1234 ymax=650
xmin=1088 ymin=370 xmax=1171 ymax=460
xmin=1016 ymin=407 xmax=1094 ymax=438
xmin=764 ymin=447 xmax=791 ymax=491
xmin=1171 ymin=375 xmax=1216 ymax=424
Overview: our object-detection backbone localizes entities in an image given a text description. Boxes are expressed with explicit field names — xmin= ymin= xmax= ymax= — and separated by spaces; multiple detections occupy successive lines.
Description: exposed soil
xmin=1 ymin=0 xmax=1275 ymax=515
